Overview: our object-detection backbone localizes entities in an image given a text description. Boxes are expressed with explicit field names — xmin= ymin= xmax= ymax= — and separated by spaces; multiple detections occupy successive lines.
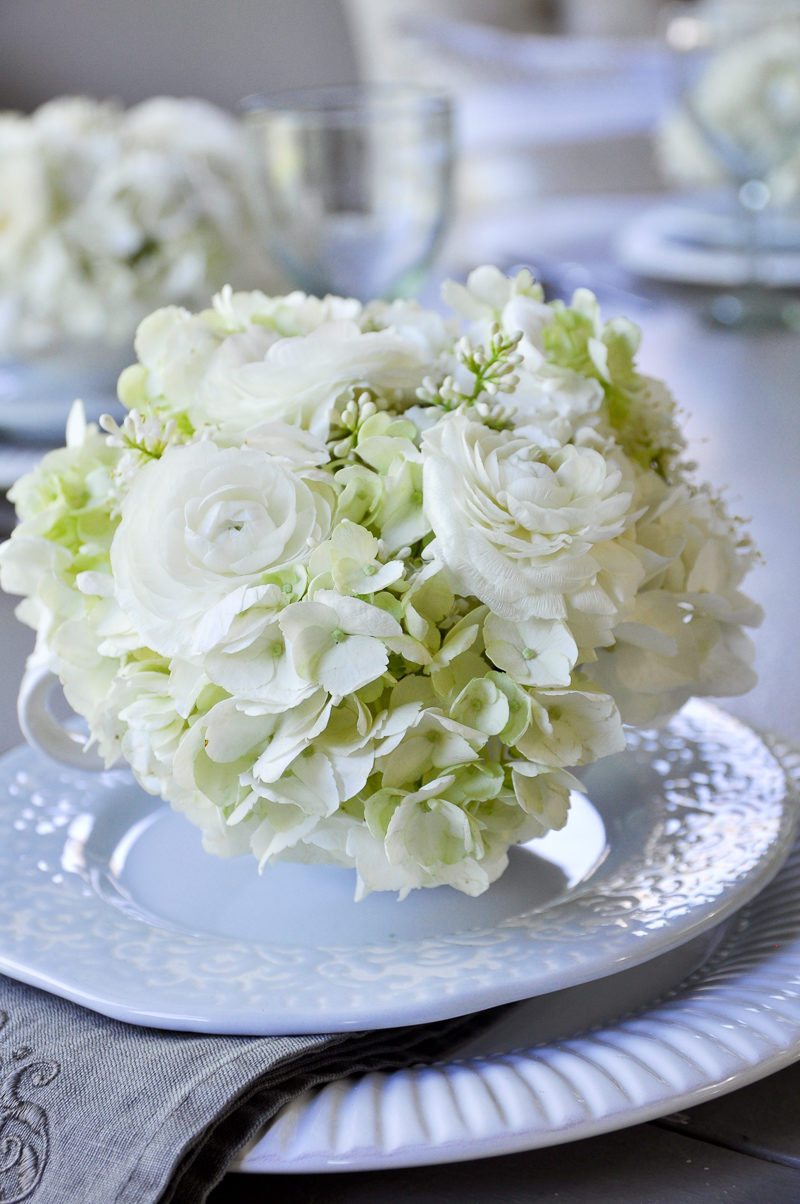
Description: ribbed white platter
xmin=240 ymin=739 xmax=800 ymax=1172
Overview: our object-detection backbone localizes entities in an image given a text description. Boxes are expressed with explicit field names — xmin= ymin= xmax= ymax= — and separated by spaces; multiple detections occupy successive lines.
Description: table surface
xmin=2 ymin=194 xmax=800 ymax=1201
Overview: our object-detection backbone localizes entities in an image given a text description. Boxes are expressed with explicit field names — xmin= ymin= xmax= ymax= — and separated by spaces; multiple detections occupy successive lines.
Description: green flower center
xmin=331 ymin=628 xmax=347 ymax=644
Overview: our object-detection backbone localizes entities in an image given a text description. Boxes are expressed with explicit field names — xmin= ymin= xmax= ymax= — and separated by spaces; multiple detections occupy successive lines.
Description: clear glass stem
xmin=738 ymin=178 xmax=771 ymax=289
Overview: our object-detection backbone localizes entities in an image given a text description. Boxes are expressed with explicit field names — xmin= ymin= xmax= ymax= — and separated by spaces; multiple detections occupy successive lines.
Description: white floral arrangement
xmin=0 ymin=267 xmax=762 ymax=898
xmin=659 ymin=16 xmax=800 ymax=204
xmin=0 ymin=96 xmax=268 ymax=356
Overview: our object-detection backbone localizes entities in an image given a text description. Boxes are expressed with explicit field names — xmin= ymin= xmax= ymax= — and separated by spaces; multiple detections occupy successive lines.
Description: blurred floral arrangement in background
xmin=0 ymin=96 xmax=268 ymax=356
xmin=659 ymin=18 xmax=800 ymax=204
xmin=0 ymin=267 xmax=762 ymax=899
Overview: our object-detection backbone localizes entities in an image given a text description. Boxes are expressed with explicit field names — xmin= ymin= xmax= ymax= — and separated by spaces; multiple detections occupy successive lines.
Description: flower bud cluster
xmin=417 ymin=325 xmax=523 ymax=429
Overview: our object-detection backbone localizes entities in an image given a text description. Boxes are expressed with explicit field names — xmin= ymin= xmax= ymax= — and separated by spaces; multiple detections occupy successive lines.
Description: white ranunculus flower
xmin=111 ymin=439 xmax=334 ymax=659
xmin=194 ymin=319 xmax=437 ymax=439
xmin=422 ymin=413 xmax=634 ymax=622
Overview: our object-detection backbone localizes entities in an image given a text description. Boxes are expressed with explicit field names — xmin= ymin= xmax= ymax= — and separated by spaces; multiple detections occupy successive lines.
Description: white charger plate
xmin=239 ymin=811 xmax=800 ymax=1173
xmin=0 ymin=700 xmax=796 ymax=1035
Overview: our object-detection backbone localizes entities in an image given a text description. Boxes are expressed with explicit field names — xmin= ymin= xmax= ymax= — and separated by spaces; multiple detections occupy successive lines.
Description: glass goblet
xmin=241 ymin=84 xmax=453 ymax=302
xmin=664 ymin=0 xmax=800 ymax=328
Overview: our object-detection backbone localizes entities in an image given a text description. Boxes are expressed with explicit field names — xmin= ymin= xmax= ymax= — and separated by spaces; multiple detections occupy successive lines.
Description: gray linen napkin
xmin=0 ymin=972 xmax=492 ymax=1204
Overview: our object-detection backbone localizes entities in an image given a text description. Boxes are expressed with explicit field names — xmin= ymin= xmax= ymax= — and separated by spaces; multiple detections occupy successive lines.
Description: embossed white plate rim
xmin=0 ymin=699 xmax=796 ymax=1034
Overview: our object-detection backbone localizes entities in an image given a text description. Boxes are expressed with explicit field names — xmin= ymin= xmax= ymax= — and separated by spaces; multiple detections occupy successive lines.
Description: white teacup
xmin=18 ymin=664 xmax=106 ymax=771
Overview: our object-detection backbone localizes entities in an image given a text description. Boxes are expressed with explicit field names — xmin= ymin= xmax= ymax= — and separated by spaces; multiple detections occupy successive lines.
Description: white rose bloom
xmin=422 ymin=413 xmax=634 ymax=621
xmin=194 ymin=319 xmax=437 ymax=439
xmin=111 ymin=439 xmax=334 ymax=659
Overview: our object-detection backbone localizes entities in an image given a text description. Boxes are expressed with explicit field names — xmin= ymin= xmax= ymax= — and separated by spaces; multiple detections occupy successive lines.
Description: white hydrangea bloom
xmin=0 ymin=96 xmax=271 ymax=355
xmin=280 ymin=591 xmax=406 ymax=698
xmin=0 ymin=266 xmax=763 ymax=898
xmin=588 ymin=480 xmax=762 ymax=724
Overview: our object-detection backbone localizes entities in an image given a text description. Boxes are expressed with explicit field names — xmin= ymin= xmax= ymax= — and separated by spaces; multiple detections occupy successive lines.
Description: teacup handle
xmin=18 ymin=665 xmax=106 ymax=772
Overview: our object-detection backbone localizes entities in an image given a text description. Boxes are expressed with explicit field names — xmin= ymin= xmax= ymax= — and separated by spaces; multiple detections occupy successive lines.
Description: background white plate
xmin=0 ymin=351 xmax=127 ymax=443
xmin=0 ymin=700 xmax=795 ymax=1035
xmin=617 ymin=202 xmax=800 ymax=287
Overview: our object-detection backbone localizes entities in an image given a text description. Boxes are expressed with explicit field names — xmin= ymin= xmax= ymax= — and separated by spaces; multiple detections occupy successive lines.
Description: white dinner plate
xmin=238 ymin=805 xmax=800 ymax=1173
xmin=0 ymin=700 xmax=796 ymax=1035
xmin=617 ymin=202 xmax=800 ymax=287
